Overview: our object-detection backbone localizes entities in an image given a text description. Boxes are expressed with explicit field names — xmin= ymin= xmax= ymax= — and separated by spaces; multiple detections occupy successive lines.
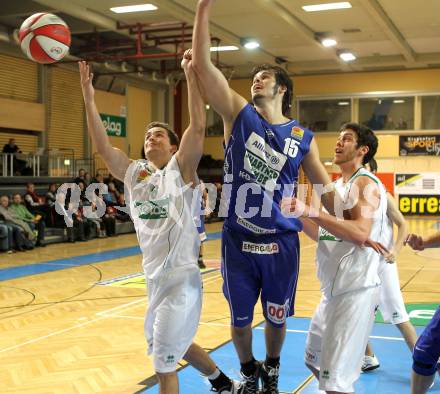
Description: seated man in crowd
xmin=24 ymin=183 xmax=50 ymax=220
xmin=0 ymin=195 xmax=35 ymax=251
xmin=9 ymin=193 xmax=45 ymax=247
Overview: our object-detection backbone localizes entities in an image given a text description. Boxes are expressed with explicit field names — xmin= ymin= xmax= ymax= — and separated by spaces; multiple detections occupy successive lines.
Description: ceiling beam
xmin=154 ymin=0 xmax=277 ymax=62
xmin=360 ymin=0 xmax=417 ymax=63
xmin=253 ymin=0 xmax=351 ymax=71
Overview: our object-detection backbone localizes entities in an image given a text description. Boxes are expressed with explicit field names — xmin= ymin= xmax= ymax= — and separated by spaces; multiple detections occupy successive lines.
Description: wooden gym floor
xmin=0 ymin=219 xmax=439 ymax=393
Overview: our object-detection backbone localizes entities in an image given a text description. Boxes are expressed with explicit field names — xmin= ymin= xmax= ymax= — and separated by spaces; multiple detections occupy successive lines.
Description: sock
xmin=208 ymin=369 xmax=231 ymax=391
xmin=265 ymin=356 xmax=280 ymax=369
xmin=241 ymin=358 xmax=257 ymax=377
xmin=207 ymin=368 xmax=221 ymax=380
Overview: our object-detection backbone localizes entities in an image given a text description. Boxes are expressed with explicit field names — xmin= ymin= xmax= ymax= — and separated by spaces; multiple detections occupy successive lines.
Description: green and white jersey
xmin=124 ymin=155 xmax=201 ymax=279
xmin=316 ymin=168 xmax=388 ymax=298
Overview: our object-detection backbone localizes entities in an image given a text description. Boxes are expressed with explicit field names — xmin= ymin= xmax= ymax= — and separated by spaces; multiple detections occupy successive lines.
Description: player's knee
xmin=156 ymin=370 xmax=177 ymax=381
xmin=412 ymin=359 xmax=437 ymax=377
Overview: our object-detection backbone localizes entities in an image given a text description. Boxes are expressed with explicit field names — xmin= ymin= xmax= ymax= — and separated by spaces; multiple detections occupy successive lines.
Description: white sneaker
xmin=361 ymin=354 xmax=380 ymax=372
xmin=213 ymin=380 xmax=244 ymax=394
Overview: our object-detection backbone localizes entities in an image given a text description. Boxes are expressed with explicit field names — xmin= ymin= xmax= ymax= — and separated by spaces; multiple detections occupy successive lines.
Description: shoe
xmin=260 ymin=362 xmax=279 ymax=394
xmin=239 ymin=361 xmax=261 ymax=394
xmin=211 ymin=380 xmax=244 ymax=393
xmin=198 ymin=258 xmax=206 ymax=269
xmin=361 ymin=354 xmax=380 ymax=372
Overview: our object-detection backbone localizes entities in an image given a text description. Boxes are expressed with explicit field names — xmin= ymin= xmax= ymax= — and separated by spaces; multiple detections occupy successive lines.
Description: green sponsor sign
xmin=100 ymin=113 xmax=126 ymax=137
xmin=375 ymin=303 xmax=439 ymax=326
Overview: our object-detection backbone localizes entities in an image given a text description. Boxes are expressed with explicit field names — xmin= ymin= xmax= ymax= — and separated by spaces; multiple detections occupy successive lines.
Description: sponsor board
xmin=100 ymin=113 xmax=127 ymax=137
xmin=399 ymin=135 xmax=440 ymax=156
xmin=395 ymin=173 xmax=440 ymax=195
xmin=398 ymin=195 xmax=440 ymax=215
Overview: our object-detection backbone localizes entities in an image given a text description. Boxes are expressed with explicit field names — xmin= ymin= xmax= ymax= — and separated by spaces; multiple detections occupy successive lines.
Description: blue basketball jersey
xmin=223 ymin=104 xmax=313 ymax=234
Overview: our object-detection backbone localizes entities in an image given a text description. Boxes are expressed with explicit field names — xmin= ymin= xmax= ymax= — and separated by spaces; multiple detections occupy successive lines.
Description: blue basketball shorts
xmin=221 ymin=227 xmax=300 ymax=328
xmin=412 ymin=307 xmax=440 ymax=376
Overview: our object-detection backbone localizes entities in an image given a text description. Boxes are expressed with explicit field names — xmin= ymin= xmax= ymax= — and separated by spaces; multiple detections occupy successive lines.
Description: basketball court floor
xmin=1 ymin=219 xmax=439 ymax=393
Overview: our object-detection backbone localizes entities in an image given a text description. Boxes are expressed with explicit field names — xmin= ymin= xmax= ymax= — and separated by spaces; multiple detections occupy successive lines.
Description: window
xmin=421 ymin=95 xmax=440 ymax=130
xmin=359 ymin=97 xmax=414 ymax=130
xmin=206 ymin=106 xmax=223 ymax=136
xmin=298 ymin=99 xmax=351 ymax=132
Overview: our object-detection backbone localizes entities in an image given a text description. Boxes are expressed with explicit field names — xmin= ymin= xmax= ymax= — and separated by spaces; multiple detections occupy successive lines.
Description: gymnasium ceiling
xmin=1 ymin=0 xmax=440 ymax=79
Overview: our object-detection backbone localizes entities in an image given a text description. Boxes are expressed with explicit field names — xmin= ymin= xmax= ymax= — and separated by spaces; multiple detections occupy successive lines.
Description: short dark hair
xmin=251 ymin=64 xmax=293 ymax=117
xmin=145 ymin=121 xmax=180 ymax=148
xmin=340 ymin=122 xmax=378 ymax=165
xmin=367 ymin=158 xmax=378 ymax=173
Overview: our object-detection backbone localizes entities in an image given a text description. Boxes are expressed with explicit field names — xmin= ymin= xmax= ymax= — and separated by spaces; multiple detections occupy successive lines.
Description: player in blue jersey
xmin=192 ymin=2 xmax=335 ymax=392
xmin=405 ymin=231 xmax=440 ymax=394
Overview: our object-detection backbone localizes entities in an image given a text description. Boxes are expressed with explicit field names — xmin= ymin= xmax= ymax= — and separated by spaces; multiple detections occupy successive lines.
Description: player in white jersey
xmin=281 ymin=123 xmax=389 ymax=394
xmin=79 ymin=52 xmax=241 ymax=394
xmin=361 ymin=158 xmax=417 ymax=372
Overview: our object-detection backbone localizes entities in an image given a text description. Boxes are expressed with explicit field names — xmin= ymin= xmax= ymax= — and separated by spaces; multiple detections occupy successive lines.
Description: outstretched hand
xmin=78 ymin=61 xmax=94 ymax=102
xmin=404 ymin=233 xmax=425 ymax=251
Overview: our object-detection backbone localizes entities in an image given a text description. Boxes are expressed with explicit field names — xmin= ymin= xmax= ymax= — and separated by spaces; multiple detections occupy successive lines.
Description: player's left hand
xmin=364 ymin=238 xmax=390 ymax=258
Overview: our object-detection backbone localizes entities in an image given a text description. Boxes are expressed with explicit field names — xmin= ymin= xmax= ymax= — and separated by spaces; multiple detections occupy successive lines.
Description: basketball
xmin=18 ymin=13 xmax=71 ymax=64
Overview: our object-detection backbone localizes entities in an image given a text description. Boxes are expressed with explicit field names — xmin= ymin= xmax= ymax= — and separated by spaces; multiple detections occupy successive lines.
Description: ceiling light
xmin=303 ymin=2 xmax=352 ymax=12
xmin=324 ymin=161 xmax=333 ymax=166
xmin=210 ymin=46 xmax=239 ymax=52
xmin=393 ymin=99 xmax=405 ymax=104
xmin=241 ymin=38 xmax=260 ymax=50
xmin=322 ymin=38 xmax=337 ymax=47
xmin=338 ymin=101 xmax=350 ymax=106
xmin=338 ymin=50 xmax=356 ymax=61
xmin=110 ymin=4 xmax=158 ymax=13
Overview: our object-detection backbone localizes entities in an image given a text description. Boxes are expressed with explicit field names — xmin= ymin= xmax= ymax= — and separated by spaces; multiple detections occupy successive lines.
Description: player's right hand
xmin=78 ymin=61 xmax=95 ymax=101
xmin=404 ymin=233 xmax=425 ymax=251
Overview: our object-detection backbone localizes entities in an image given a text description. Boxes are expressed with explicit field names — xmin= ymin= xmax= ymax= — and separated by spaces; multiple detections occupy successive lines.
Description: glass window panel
xmin=298 ymin=99 xmax=351 ymax=132
xmin=205 ymin=106 xmax=223 ymax=136
xmin=421 ymin=95 xmax=440 ymax=129
xmin=359 ymin=97 xmax=414 ymax=130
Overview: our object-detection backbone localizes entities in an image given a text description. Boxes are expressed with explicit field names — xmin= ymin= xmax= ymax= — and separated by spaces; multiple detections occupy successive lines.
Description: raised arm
xmin=386 ymin=192 xmax=408 ymax=260
xmin=78 ymin=61 xmax=131 ymax=181
xmin=192 ymin=0 xmax=247 ymax=141
xmin=175 ymin=49 xmax=205 ymax=186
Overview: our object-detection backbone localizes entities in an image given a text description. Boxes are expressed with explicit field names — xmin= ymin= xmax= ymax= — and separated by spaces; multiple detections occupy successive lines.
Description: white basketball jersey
xmin=124 ymin=156 xmax=201 ymax=279
xmin=316 ymin=168 xmax=388 ymax=298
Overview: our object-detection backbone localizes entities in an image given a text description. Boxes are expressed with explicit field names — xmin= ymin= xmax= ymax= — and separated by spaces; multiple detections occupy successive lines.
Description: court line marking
xmin=292 ymin=374 xmax=315 ymax=393
xmin=0 ymin=274 xmax=223 ymax=353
